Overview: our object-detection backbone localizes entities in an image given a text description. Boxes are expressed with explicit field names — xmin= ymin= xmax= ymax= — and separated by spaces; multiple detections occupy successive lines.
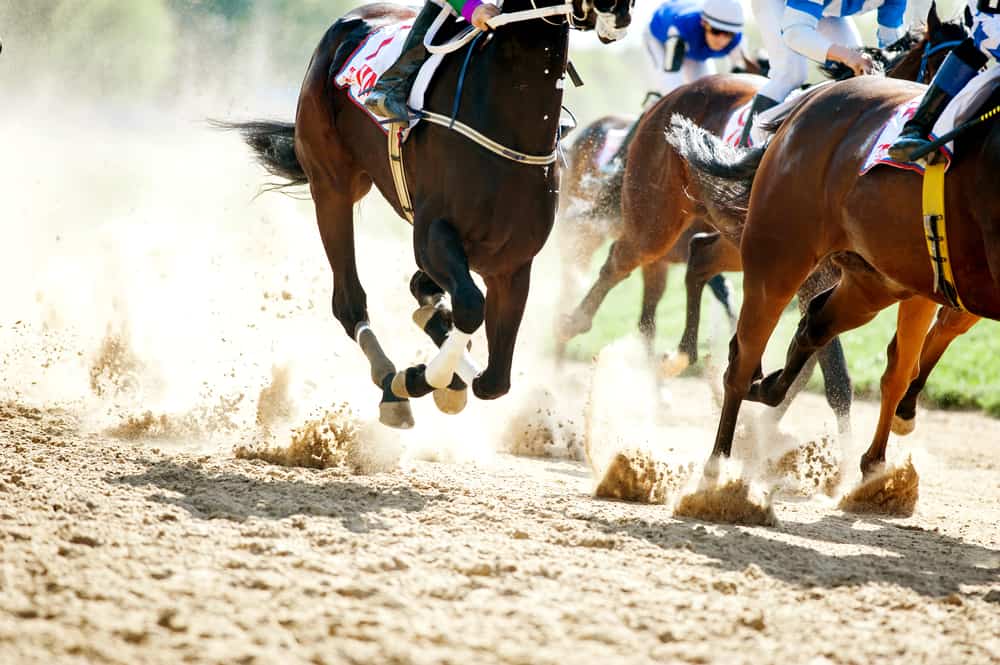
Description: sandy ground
xmin=1 ymin=372 xmax=998 ymax=665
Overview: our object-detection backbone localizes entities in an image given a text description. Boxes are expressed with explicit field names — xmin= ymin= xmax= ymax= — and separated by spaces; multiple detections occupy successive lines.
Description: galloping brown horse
xmin=224 ymin=0 xmax=633 ymax=428
xmin=671 ymin=75 xmax=1000 ymax=475
xmin=557 ymin=8 xmax=963 ymax=435
xmin=555 ymin=115 xmax=734 ymax=354
xmin=678 ymin=8 xmax=968 ymax=370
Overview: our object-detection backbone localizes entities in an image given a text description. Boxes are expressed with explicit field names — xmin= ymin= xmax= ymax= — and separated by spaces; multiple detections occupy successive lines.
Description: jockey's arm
xmin=781 ymin=0 xmax=873 ymax=74
xmin=875 ymin=0 xmax=907 ymax=48
xmin=446 ymin=0 xmax=501 ymax=30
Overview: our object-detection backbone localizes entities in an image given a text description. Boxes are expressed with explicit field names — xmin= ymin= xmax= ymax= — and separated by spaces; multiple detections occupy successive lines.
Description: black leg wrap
xmin=391 ymin=365 xmax=435 ymax=399
xmin=423 ymin=309 xmax=453 ymax=347
xmin=380 ymin=374 xmax=408 ymax=403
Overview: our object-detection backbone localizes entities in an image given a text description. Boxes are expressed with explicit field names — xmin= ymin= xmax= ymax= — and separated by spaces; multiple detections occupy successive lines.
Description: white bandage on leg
xmin=456 ymin=351 xmax=482 ymax=385
xmin=425 ymin=330 xmax=472 ymax=388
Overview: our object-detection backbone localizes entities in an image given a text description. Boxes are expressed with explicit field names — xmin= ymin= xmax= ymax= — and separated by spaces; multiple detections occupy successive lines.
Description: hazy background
xmin=1 ymin=0 xmax=995 ymax=454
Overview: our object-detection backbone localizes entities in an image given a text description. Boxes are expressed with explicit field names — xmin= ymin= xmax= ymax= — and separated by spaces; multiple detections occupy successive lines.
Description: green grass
xmin=562 ymin=258 xmax=1000 ymax=418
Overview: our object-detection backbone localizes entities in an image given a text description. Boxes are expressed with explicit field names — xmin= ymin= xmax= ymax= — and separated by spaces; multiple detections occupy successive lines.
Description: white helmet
xmin=701 ymin=0 xmax=745 ymax=33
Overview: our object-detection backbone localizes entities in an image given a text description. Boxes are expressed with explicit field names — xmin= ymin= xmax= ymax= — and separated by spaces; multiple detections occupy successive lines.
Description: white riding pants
xmin=754 ymin=0 xmax=862 ymax=102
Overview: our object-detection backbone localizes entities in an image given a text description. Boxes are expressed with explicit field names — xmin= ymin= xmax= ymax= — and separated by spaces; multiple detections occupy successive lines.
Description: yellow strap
xmin=387 ymin=121 xmax=414 ymax=225
xmin=921 ymin=162 xmax=966 ymax=311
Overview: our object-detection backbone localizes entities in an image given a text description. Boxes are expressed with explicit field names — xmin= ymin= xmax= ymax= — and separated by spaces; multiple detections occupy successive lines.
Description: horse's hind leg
xmin=638 ymin=257 xmax=669 ymax=356
xmin=893 ymin=307 xmax=979 ymax=434
xmin=859 ymin=297 xmax=938 ymax=475
xmin=312 ymin=187 xmax=414 ymax=429
xmin=747 ymin=269 xmax=896 ymax=410
xmin=390 ymin=219 xmax=484 ymax=402
xmin=675 ymin=231 xmax=741 ymax=371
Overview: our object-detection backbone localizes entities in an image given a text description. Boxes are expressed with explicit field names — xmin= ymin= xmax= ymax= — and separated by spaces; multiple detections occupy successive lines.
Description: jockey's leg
xmin=364 ymin=1 xmax=439 ymax=121
xmin=739 ymin=0 xmax=799 ymax=146
xmin=888 ymin=32 xmax=992 ymax=161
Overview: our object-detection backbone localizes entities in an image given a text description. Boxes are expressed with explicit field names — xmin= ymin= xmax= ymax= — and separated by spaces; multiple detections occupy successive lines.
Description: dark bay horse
xmin=671 ymin=76 xmax=1000 ymax=476
xmin=225 ymin=0 xmax=633 ymax=428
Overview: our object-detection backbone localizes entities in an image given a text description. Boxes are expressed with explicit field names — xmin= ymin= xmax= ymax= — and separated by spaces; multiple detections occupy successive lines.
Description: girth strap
xmin=921 ymin=162 xmax=967 ymax=311
xmin=388 ymin=121 xmax=415 ymax=224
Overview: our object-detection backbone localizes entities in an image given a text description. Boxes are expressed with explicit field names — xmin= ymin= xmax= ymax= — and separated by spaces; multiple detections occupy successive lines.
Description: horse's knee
xmin=451 ymin=285 xmax=485 ymax=333
xmin=332 ymin=294 xmax=366 ymax=338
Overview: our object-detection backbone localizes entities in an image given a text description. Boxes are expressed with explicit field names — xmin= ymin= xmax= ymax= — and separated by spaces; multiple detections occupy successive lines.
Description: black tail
xmin=212 ymin=120 xmax=308 ymax=189
xmin=665 ymin=114 xmax=765 ymax=232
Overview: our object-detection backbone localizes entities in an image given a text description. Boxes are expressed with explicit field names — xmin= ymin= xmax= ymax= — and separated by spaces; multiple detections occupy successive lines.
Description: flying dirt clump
xmin=107 ymin=393 xmax=244 ymax=441
xmin=498 ymin=387 xmax=585 ymax=460
xmin=838 ymin=457 xmax=919 ymax=516
xmin=594 ymin=448 xmax=692 ymax=504
xmin=89 ymin=328 xmax=143 ymax=397
xmin=236 ymin=403 xmax=400 ymax=474
xmin=255 ymin=365 xmax=294 ymax=430
xmin=674 ymin=473 xmax=778 ymax=526
xmin=767 ymin=437 xmax=842 ymax=498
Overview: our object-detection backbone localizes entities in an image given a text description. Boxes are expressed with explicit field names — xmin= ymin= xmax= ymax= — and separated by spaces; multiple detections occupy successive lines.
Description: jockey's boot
xmin=363 ymin=2 xmax=438 ymax=121
xmin=888 ymin=42 xmax=987 ymax=162
xmin=738 ymin=94 xmax=779 ymax=147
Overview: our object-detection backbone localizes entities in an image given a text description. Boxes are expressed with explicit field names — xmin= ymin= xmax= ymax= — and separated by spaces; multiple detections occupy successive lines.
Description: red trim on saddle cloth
xmin=332 ymin=23 xmax=414 ymax=136
xmin=859 ymin=99 xmax=954 ymax=175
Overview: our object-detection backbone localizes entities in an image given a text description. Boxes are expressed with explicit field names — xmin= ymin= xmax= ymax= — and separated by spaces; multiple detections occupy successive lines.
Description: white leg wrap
xmin=425 ymin=330 xmax=472 ymax=389
xmin=456 ymin=351 xmax=482 ymax=385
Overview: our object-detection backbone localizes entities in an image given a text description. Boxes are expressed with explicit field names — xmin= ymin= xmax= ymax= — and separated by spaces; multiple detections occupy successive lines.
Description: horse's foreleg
xmin=554 ymin=216 xmax=606 ymax=361
xmin=860 ymin=297 xmax=939 ymax=475
xmin=409 ymin=270 xmax=473 ymax=414
xmin=557 ymin=237 xmax=643 ymax=342
xmin=313 ymin=188 xmax=414 ymax=429
xmin=893 ymin=306 xmax=979 ymax=431
xmin=816 ymin=338 xmax=852 ymax=436
xmin=747 ymin=270 xmax=895 ymax=410
xmin=677 ymin=232 xmax=740 ymax=368
xmin=473 ymin=263 xmax=532 ymax=400
xmin=638 ymin=258 xmax=669 ymax=356
xmin=391 ymin=219 xmax=485 ymax=402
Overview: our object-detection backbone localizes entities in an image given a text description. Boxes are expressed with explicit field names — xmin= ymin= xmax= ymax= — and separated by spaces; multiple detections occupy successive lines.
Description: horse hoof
xmin=556 ymin=312 xmax=590 ymax=343
xmin=891 ymin=415 xmax=915 ymax=436
xmin=379 ymin=400 xmax=415 ymax=430
xmin=660 ymin=351 xmax=690 ymax=378
xmin=433 ymin=386 xmax=468 ymax=415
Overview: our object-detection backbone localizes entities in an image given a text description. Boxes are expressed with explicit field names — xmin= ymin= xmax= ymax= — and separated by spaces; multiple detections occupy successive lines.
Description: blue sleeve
xmin=876 ymin=0 xmax=906 ymax=29
xmin=649 ymin=5 xmax=679 ymax=43
xmin=786 ymin=0 xmax=825 ymax=20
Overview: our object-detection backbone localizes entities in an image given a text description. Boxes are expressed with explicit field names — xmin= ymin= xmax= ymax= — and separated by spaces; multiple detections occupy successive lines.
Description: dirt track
xmin=2 ymin=98 xmax=997 ymax=665
xmin=1 ymin=375 xmax=997 ymax=665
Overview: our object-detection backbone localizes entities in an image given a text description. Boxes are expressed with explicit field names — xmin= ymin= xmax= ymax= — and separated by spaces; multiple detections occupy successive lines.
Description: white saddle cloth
xmin=861 ymin=67 xmax=1000 ymax=174
xmin=332 ymin=19 xmax=447 ymax=135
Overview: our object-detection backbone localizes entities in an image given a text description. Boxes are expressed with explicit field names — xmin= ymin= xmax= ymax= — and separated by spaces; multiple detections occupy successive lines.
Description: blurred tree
xmin=46 ymin=0 xmax=177 ymax=97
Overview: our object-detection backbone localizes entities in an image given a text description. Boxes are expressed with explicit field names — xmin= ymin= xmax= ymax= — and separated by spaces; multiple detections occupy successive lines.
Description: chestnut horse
xmin=556 ymin=115 xmax=734 ymax=357
xmin=670 ymin=76 xmax=1000 ymax=475
xmin=557 ymin=8 xmax=963 ymax=436
xmin=678 ymin=8 xmax=968 ymax=371
xmin=554 ymin=48 xmax=770 ymax=349
xmin=224 ymin=0 xmax=633 ymax=428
